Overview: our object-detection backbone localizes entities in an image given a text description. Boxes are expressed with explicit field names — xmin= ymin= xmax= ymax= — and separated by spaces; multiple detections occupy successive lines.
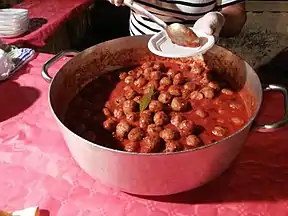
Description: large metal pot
xmin=42 ymin=36 xmax=288 ymax=196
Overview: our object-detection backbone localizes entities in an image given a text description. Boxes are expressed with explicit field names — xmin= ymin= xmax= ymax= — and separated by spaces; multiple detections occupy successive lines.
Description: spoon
xmin=123 ymin=0 xmax=200 ymax=47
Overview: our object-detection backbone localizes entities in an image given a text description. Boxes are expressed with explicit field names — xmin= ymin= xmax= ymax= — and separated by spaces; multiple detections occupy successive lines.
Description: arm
xmin=219 ymin=2 xmax=247 ymax=37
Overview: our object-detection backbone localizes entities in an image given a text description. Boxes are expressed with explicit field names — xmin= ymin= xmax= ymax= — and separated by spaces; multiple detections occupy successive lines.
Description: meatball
xmin=134 ymin=77 xmax=147 ymax=88
xmin=168 ymin=85 xmax=182 ymax=96
xmin=103 ymin=118 xmax=117 ymax=131
xmin=142 ymin=110 xmax=153 ymax=116
xmin=190 ymin=62 xmax=204 ymax=74
xmin=116 ymin=120 xmax=132 ymax=138
xmin=124 ymin=86 xmax=137 ymax=100
xmin=124 ymin=141 xmax=139 ymax=152
xmin=179 ymin=63 xmax=190 ymax=71
xmin=160 ymin=77 xmax=172 ymax=87
xmin=143 ymin=68 xmax=152 ymax=80
xmin=200 ymin=73 xmax=211 ymax=84
xmin=124 ymin=85 xmax=133 ymax=92
xmin=173 ymin=73 xmax=185 ymax=85
xmin=122 ymin=100 xmax=137 ymax=114
xmin=164 ymin=141 xmax=181 ymax=152
xmin=128 ymin=70 xmax=137 ymax=77
xmin=212 ymin=126 xmax=227 ymax=137
xmin=149 ymin=100 xmax=163 ymax=112
xmin=160 ymin=128 xmax=178 ymax=140
xmin=139 ymin=112 xmax=153 ymax=129
xmin=190 ymin=91 xmax=204 ymax=100
xmin=124 ymin=75 xmax=134 ymax=84
xmin=148 ymin=80 xmax=160 ymax=89
xmin=195 ymin=109 xmax=208 ymax=118
xmin=183 ymin=82 xmax=197 ymax=91
xmin=141 ymin=62 xmax=153 ymax=69
xmin=102 ymin=107 xmax=112 ymax=117
xmin=147 ymin=124 xmax=162 ymax=137
xmin=231 ymin=117 xmax=244 ymax=126
xmin=186 ymin=135 xmax=202 ymax=148
xmin=171 ymin=114 xmax=185 ymax=127
xmin=115 ymin=96 xmax=126 ymax=106
xmin=221 ymin=88 xmax=234 ymax=95
xmin=178 ymin=120 xmax=195 ymax=136
xmin=200 ymin=87 xmax=215 ymax=99
xmin=181 ymin=89 xmax=191 ymax=99
xmin=128 ymin=128 xmax=144 ymax=141
xmin=158 ymin=92 xmax=172 ymax=104
xmin=153 ymin=62 xmax=164 ymax=71
xmin=171 ymin=97 xmax=188 ymax=112
xmin=136 ymin=69 xmax=144 ymax=78
xmin=114 ymin=107 xmax=125 ymax=119
xmin=119 ymin=72 xmax=128 ymax=80
xmin=154 ymin=111 xmax=169 ymax=126
xmin=167 ymin=69 xmax=177 ymax=78
xmin=141 ymin=136 xmax=161 ymax=153
xmin=126 ymin=112 xmax=139 ymax=122
xmin=208 ymin=82 xmax=220 ymax=91
xmin=150 ymin=70 xmax=161 ymax=80
xmin=133 ymin=96 xmax=142 ymax=104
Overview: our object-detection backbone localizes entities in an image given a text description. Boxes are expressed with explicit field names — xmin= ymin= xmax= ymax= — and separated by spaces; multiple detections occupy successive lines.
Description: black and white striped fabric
xmin=129 ymin=0 xmax=244 ymax=36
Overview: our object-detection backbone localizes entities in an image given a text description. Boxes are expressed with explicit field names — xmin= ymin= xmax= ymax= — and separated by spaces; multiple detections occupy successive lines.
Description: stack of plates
xmin=0 ymin=9 xmax=29 ymax=38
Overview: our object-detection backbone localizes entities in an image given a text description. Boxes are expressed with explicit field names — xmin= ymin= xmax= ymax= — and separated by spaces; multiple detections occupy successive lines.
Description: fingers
xmin=193 ymin=18 xmax=214 ymax=35
xmin=193 ymin=12 xmax=225 ymax=37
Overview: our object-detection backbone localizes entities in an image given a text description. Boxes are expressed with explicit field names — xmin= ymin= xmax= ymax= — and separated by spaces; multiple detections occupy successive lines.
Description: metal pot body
xmin=43 ymin=36 xmax=288 ymax=196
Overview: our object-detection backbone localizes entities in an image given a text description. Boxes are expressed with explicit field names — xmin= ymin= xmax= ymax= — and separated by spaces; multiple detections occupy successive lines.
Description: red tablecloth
xmin=1 ymin=53 xmax=288 ymax=215
xmin=2 ymin=0 xmax=93 ymax=47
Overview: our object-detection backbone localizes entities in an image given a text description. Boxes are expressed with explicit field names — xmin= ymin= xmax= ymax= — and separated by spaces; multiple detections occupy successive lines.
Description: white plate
xmin=0 ymin=16 xmax=28 ymax=24
xmin=0 ymin=28 xmax=27 ymax=38
xmin=0 ymin=20 xmax=29 ymax=30
xmin=0 ymin=22 xmax=28 ymax=35
xmin=0 ymin=9 xmax=28 ymax=16
xmin=148 ymin=27 xmax=215 ymax=58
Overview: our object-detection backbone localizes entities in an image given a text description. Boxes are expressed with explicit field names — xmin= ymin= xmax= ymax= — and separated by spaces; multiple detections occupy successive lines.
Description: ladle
xmin=123 ymin=0 xmax=200 ymax=47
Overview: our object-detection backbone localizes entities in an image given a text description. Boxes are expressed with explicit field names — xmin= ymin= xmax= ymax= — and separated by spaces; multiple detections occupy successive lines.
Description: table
xmin=2 ymin=0 xmax=93 ymax=49
xmin=1 ymin=53 xmax=288 ymax=216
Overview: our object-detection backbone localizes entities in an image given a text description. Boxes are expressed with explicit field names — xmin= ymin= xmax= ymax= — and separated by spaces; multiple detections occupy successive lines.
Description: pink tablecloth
xmin=1 ymin=53 xmax=288 ymax=216
xmin=2 ymin=0 xmax=93 ymax=47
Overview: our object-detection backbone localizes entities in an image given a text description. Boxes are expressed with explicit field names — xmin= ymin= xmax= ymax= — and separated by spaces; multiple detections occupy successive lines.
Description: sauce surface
xmin=64 ymin=60 xmax=249 ymax=153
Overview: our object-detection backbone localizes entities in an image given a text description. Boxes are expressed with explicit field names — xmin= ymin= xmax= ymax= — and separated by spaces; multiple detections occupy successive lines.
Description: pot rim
xmin=47 ymin=35 xmax=263 ymax=156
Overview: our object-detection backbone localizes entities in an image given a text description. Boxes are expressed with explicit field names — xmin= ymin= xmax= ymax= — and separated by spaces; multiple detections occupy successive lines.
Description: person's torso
xmin=129 ymin=0 xmax=217 ymax=35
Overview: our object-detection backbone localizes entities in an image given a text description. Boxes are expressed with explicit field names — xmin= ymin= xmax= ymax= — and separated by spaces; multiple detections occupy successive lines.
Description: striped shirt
xmin=129 ymin=0 xmax=244 ymax=36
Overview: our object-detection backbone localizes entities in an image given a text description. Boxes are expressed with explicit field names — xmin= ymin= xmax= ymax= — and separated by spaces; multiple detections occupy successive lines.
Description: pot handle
xmin=42 ymin=50 xmax=79 ymax=83
xmin=253 ymin=84 xmax=288 ymax=132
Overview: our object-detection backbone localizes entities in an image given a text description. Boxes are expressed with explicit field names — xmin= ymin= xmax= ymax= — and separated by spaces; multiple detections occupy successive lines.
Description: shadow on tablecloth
xmin=0 ymin=81 xmax=40 ymax=122
xmin=19 ymin=18 xmax=48 ymax=37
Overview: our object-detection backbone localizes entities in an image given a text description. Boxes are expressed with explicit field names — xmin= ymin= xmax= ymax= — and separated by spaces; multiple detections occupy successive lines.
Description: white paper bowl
xmin=148 ymin=27 xmax=215 ymax=58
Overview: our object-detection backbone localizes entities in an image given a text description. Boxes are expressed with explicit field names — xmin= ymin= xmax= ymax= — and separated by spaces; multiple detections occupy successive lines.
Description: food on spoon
xmin=64 ymin=59 xmax=249 ymax=153
xmin=166 ymin=23 xmax=201 ymax=47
